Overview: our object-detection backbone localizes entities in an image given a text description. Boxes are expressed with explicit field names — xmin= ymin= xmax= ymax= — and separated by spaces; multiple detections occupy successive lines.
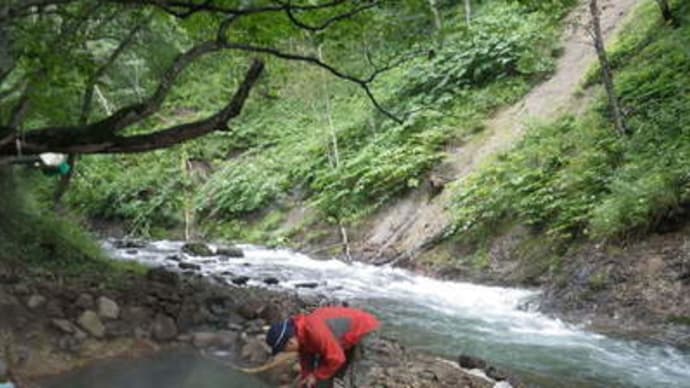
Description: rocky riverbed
xmin=0 ymin=244 xmax=514 ymax=388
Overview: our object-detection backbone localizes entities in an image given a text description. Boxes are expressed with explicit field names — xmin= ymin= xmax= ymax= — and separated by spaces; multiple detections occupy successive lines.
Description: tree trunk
xmin=426 ymin=0 xmax=444 ymax=45
xmin=655 ymin=0 xmax=676 ymax=25
xmin=318 ymin=44 xmax=352 ymax=262
xmin=589 ymin=0 xmax=627 ymax=136
xmin=464 ymin=0 xmax=472 ymax=26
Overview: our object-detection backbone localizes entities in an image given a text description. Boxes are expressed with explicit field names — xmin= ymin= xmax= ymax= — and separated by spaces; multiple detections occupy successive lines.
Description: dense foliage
xmin=450 ymin=0 xmax=690 ymax=243
xmin=61 ymin=0 xmax=571 ymax=238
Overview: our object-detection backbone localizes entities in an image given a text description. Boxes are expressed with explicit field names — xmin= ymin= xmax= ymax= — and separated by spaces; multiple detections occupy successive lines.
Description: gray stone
xmin=75 ymin=293 xmax=94 ymax=310
xmin=263 ymin=277 xmax=280 ymax=285
xmin=152 ymin=314 xmax=178 ymax=341
xmin=77 ymin=310 xmax=105 ymax=338
xmin=216 ymin=245 xmax=244 ymax=258
xmin=12 ymin=283 xmax=30 ymax=295
xmin=27 ymin=294 xmax=46 ymax=309
xmin=74 ymin=327 xmax=88 ymax=340
xmin=97 ymin=296 xmax=120 ymax=320
xmin=191 ymin=331 xmax=238 ymax=348
xmin=51 ymin=319 xmax=75 ymax=334
xmin=0 ymin=359 xmax=6 ymax=378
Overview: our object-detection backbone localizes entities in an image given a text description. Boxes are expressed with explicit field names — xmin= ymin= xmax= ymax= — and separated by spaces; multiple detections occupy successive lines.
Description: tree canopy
xmin=0 ymin=0 xmax=435 ymax=158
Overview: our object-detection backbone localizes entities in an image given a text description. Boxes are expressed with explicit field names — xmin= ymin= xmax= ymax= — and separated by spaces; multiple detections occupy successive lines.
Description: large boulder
xmin=77 ymin=310 xmax=105 ymax=338
xmin=182 ymin=242 xmax=214 ymax=257
xmin=97 ymin=296 xmax=120 ymax=320
xmin=152 ymin=313 xmax=178 ymax=341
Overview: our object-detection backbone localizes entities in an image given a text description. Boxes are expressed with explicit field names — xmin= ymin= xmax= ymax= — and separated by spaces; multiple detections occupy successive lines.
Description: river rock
xmin=77 ymin=310 xmax=105 ymax=338
xmin=216 ymin=245 xmax=244 ymax=258
xmin=294 ymin=282 xmax=319 ymax=289
xmin=191 ymin=331 xmax=238 ymax=348
xmin=179 ymin=262 xmax=201 ymax=271
xmin=152 ymin=313 xmax=178 ymax=341
xmin=263 ymin=277 xmax=280 ymax=285
xmin=182 ymin=242 xmax=213 ymax=257
xmin=232 ymin=276 xmax=250 ymax=286
xmin=97 ymin=296 xmax=120 ymax=320
xmin=240 ymin=337 xmax=270 ymax=364
xmin=458 ymin=354 xmax=487 ymax=370
xmin=45 ymin=299 xmax=65 ymax=318
xmin=146 ymin=267 xmax=179 ymax=286
xmin=75 ymin=293 xmax=94 ymax=310
xmin=27 ymin=294 xmax=46 ymax=309
xmin=113 ymin=239 xmax=147 ymax=249
xmin=125 ymin=249 xmax=139 ymax=255
xmin=51 ymin=318 xmax=75 ymax=334
xmin=166 ymin=255 xmax=182 ymax=262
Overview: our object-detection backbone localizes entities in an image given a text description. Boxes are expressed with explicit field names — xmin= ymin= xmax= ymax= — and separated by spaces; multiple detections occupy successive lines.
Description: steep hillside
xmin=357 ymin=0 xmax=639 ymax=263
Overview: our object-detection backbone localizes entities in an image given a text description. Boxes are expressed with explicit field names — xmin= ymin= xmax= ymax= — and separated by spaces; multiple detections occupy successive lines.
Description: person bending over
xmin=266 ymin=306 xmax=380 ymax=388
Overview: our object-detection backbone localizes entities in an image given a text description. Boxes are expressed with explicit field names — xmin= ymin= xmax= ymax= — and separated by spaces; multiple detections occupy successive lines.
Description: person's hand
xmin=300 ymin=374 xmax=317 ymax=388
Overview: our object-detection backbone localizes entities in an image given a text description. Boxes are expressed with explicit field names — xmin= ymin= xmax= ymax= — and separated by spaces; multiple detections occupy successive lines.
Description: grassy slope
xmin=1 ymin=171 xmax=145 ymax=287
xmin=446 ymin=0 xmax=690 ymax=270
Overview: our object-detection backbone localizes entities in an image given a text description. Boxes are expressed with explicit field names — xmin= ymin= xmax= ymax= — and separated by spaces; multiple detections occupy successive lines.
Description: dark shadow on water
xmin=37 ymin=349 xmax=269 ymax=388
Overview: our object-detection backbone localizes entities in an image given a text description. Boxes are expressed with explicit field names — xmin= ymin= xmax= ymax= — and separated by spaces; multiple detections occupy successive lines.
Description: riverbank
xmin=0 ymin=244 xmax=509 ymax=387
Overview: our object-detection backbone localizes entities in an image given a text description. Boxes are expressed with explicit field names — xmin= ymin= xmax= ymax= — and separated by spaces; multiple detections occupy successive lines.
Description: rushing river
xmin=77 ymin=240 xmax=690 ymax=387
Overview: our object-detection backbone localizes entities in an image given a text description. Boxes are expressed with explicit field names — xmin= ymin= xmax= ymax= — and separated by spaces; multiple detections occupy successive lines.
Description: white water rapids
xmin=103 ymin=240 xmax=690 ymax=388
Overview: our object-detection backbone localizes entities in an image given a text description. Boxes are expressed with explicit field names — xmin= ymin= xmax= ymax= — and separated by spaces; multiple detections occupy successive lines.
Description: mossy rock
xmin=182 ymin=242 xmax=214 ymax=257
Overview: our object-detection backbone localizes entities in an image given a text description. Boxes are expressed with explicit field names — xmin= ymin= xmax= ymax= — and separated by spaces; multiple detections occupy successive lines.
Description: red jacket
xmin=293 ymin=306 xmax=380 ymax=381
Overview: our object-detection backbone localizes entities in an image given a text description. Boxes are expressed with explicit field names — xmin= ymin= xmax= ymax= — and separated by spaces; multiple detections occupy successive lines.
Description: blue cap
xmin=265 ymin=319 xmax=295 ymax=355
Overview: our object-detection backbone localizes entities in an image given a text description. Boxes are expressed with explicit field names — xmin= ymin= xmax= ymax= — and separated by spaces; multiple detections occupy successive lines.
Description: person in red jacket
xmin=266 ymin=306 xmax=380 ymax=388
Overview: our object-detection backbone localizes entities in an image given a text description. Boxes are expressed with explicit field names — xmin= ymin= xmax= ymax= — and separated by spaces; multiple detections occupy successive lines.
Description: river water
xmin=57 ymin=240 xmax=690 ymax=387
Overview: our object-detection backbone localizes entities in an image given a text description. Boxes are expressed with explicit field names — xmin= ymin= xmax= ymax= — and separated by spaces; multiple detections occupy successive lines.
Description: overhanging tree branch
xmin=279 ymin=0 xmax=379 ymax=32
xmin=221 ymin=41 xmax=402 ymax=123
xmin=0 ymin=60 xmax=264 ymax=156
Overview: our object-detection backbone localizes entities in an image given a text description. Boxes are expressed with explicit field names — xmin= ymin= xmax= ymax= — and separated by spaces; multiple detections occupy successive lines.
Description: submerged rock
xmin=178 ymin=262 xmax=201 ymax=271
xmin=294 ymin=282 xmax=319 ymax=289
xmin=191 ymin=331 xmax=238 ymax=348
xmin=232 ymin=276 xmax=250 ymax=286
xmin=263 ymin=277 xmax=279 ymax=285
xmin=216 ymin=245 xmax=244 ymax=258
